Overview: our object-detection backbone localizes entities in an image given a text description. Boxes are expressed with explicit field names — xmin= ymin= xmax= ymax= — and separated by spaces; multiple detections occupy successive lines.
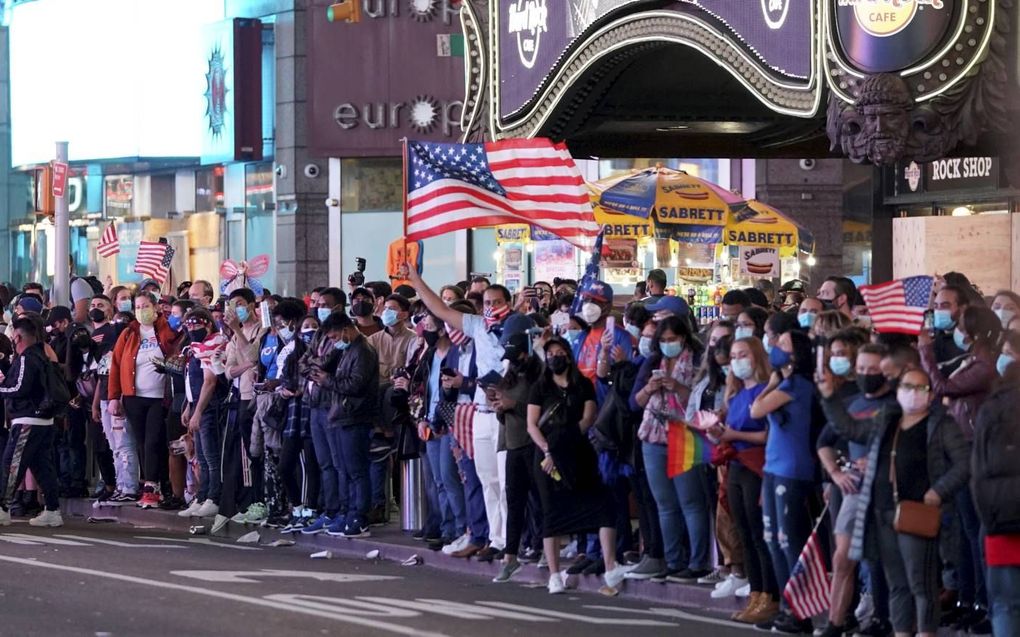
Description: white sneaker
xmin=194 ymin=499 xmax=219 ymax=518
xmin=178 ymin=500 xmax=203 ymax=517
xmin=698 ymin=568 xmax=728 ymax=586
xmin=210 ymin=514 xmax=230 ymax=534
xmin=559 ymin=539 xmax=578 ymax=560
xmin=0 ymin=508 xmax=10 ymax=526
xmin=548 ymin=572 xmax=566 ymax=595
xmin=735 ymin=582 xmax=751 ymax=598
xmin=442 ymin=532 xmax=470 ymax=555
xmin=855 ymin=592 xmax=875 ymax=623
xmin=711 ymin=574 xmax=749 ymax=599
xmin=230 ymin=512 xmax=248 ymax=524
xmin=29 ymin=510 xmax=63 ymax=527
xmin=603 ymin=564 xmax=632 ymax=589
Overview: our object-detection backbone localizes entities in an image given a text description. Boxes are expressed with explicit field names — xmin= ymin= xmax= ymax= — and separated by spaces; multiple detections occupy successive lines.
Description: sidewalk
xmin=63 ymin=498 xmax=744 ymax=620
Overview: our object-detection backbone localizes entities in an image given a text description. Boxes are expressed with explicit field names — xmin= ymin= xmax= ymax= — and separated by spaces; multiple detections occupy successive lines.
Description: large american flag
xmin=783 ymin=527 xmax=831 ymax=620
xmin=97 ymin=222 xmax=120 ymax=257
xmin=861 ymin=275 xmax=934 ymax=335
xmin=134 ymin=240 xmax=175 ymax=285
xmin=405 ymin=139 xmax=599 ymax=248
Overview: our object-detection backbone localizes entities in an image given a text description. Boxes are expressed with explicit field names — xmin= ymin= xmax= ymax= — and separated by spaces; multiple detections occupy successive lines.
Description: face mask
xmin=798 ymin=312 xmax=816 ymax=329
xmin=721 ymin=364 xmax=731 ymax=377
xmin=734 ymin=326 xmax=754 ymax=340
xmin=625 ymin=324 xmax=641 ymax=340
xmin=638 ymin=336 xmax=654 ymax=358
xmin=168 ymin=315 xmax=182 ymax=331
xmin=997 ymin=353 xmax=1014 ymax=377
xmin=334 ymin=337 xmax=350 ymax=351
xmin=829 ymin=356 xmax=852 ymax=377
xmin=300 ymin=329 xmax=315 ymax=344
xmin=423 ymin=330 xmax=440 ymax=348
xmin=659 ymin=341 xmax=683 ymax=359
xmin=763 ymin=334 xmax=773 ymax=354
xmin=74 ymin=333 xmax=92 ymax=350
xmin=278 ymin=326 xmax=294 ymax=342
xmin=188 ymin=328 xmax=208 ymax=343
xmin=731 ymin=358 xmax=754 ymax=380
xmin=547 ymin=355 xmax=569 ymax=375
xmin=351 ymin=301 xmax=372 ymax=318
xmin=820 ymin=299 xmax=835 ymax=311
xmin=381 ymin=308 xmax=400 ymax=327
xmin=236 ymin=306 xmax=250 ymax=323
xmin=88 ymin=309 xmax=107 ymax=324
xmin=137 ymin=307 xmax=156 ymax=326
xmin=565 ymin=329 xmax=582 ymax=347
xmin=769 ymin=346 xmax=792 ymax=369
xmin=995 ymin=308 xmax=1016 ymax=328
xmin=933 ymin=309 xmax=955 ymax=331
xmin=953 ymin=328 xmax=970 ymax=352
xmin=857 ymin=372 xmax=886 ymax=396
xmin=117 ymin=300 xmax=133 ymax=313
xmin=483 ymin=304 xmax=510 ymax=327
xmin=897 ymin=387 xmax=930 ymax=415
xmin=317 ymin=307 xmax=332 ymax=322
xmin=580 ymin=302 xmax=602 ymax=325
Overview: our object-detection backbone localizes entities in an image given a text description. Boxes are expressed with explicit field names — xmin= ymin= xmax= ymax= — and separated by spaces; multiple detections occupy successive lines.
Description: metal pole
xmin=53 ymin=141 xmax=70 ymax=306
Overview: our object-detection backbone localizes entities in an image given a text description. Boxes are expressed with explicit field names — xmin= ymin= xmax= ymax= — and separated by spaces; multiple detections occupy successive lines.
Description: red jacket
xmin=108 ymin=316 xmax=178 ymax=401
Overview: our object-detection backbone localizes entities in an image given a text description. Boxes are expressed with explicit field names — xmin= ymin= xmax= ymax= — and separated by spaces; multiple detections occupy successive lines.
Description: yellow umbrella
xmin=723 ymin=200 xmax=814 ymax=256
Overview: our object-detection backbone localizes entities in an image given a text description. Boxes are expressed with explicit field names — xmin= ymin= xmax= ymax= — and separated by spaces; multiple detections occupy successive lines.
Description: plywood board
xmin=1012 ymin=215 xmax=1020 ymax=295
xmin=894 ymin=215 xmax=1011 ymax=296
xmin=892 ymin=217 xmax=928 ymax=279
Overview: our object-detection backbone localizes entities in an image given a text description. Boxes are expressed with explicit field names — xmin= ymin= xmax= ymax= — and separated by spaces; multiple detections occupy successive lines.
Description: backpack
xmin=73 ymin=275 xmax=105 ymax=298
xmin=36 ymin=357 xmax=72 ymax=419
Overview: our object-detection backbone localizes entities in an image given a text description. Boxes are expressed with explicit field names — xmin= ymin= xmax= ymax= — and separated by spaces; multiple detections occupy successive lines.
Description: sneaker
xmin=243 ymin=503 xmax=268 ymax=524
xmin=559 ymin=539 xmax=578 ymax=560
xmin=476 ymin=545 xmax=503 ymax=563
xmin=264 ymin=514 xmax=291 ymax=529
xmin=813 ymin=622 xmax=845 ymax=637
xmin=519 ymin=548 xmax=541 ymax=564
xmin=428 ymin=537 xmax=453 ymax=552
xmin=301 ymin=514 xmax=333 ymax=535
xmin=697 ymin=568 xmax=728 ymax=586
xmin=137 ymin=490 xmax=160 ymax=509
xmin=853 ymin=617 xmax=891 ymax=637
xmin=492 ymin=560 xmax=522 ymax=583
xmin=650 ymin=567 xmax=684 ymax=583
xmin=112 ymin=491 xmax=140 ymax=504
xmin=29 ymin=509 xmax=63 ymax=528
xmin=94 ymin=489 xmax=115 ymax=503
xmin=231 ymin=512 xmax=249 ymax=524
xmin=603 ymin=564 xmax=632 ymax=589
xmin=210 ymin=514 xmax=230 ymax=534
xmin=622 ymin=550 xmax=642 ymax=566
xmin=625 ymin=556 xmax=667 ymax=580
xmin=442 ymin=532 xmax=471 ymax=555
xmin=735 ymin=582 xmax=751 ymax=597
xmin=536 ymin=553 xmax=549 ymax=570
xmin=178 ymin=500 xmax=203 ymax=517
xmin=666 ymin=568 xmax=713 ymax=584
xmin=325 ymin=516 xmax=348 ymax=537
xmin=854 ymin=593 xmax=875 ymax=623
xmin=711 ymin=574 xmax=749 ymax=599
xmin=582 ymin=558 xmax=606 ymax=576
xmin=771 ymin=610 xmax=814 ymax=634
xmin=547 ymin=572 xmax=566 ymax=595
xmin=0 ymin=509 xmax=10 ymax=526
xmin=194 ymin=499 xmax=219 ymax=518
xmin=157 ymin=495 xmax=185 ymax=510
xmin=367 ymin=504 xmax=388 ymax=527
xmin=566 ymin=555 xmax=593 ymax=575
xmin=342 ymin=518 xmax=371 ymax=538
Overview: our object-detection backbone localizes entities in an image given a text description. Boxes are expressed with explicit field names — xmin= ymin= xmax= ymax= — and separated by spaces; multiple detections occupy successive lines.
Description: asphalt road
xmin=0 ymin=518 xmax=753 ymax=637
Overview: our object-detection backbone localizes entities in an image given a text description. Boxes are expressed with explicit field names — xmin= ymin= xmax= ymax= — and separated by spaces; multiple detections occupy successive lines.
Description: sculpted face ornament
xmin=830 ymin=74 xmax=912 ymax=165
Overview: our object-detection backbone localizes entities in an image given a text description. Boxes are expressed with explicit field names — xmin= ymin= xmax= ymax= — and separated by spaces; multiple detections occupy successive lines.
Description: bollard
xmin=400 ymin=458 xmax=425 ymax=532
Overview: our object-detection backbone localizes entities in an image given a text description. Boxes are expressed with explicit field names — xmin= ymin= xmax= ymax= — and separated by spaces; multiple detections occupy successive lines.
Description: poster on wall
xmin=115 ymin=221 xmax=145 ymax=284
xmin=605 ymin=239 xmax=639 ymax=269
xmin=105 ymin=177 xmax=133 ymax=216
xmin=534 ymin=239 xmax=577 ymax=283
xmin=739 ymin=246 xmax=779 ymax=278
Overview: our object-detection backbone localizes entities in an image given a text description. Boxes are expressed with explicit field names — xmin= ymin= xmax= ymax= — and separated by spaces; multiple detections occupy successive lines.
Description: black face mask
xmin=350 ymin=301 xmax=373 ymax=318
xmin=423 ymin=330 xmax=441 ymax=348
xmin=547 ymin=355 xmax=570 ymax=375
xmin=188 ymin=328 xmax=208 ymax=343
xmin=88 ymin=309 xmax=107 ymax=323
xmin=857 ymin=373 xmax=886 ymax=396
xmin=821 ymin=299 xmax=835 ymax=311
xmin=73 ymin=334 xmax=92 ymax=350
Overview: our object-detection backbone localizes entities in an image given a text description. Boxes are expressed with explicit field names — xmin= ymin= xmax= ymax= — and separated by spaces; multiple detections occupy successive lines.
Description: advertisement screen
xmin=497 ymin=0 xmax=814 ymax=122
xmin=9 ymin=0 xmax=225 ymax=166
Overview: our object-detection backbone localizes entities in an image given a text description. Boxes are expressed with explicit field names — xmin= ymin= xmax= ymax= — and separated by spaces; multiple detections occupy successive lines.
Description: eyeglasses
xmin=899 ymin=382 xmax=930 ymax=393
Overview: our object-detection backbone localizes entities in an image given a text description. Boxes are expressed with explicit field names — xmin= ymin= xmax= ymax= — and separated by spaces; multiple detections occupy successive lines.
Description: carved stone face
xmin=860 ymin=102 xmax=910 ymax=164
xmin=828 ymin=73 xmax=928 ymax=165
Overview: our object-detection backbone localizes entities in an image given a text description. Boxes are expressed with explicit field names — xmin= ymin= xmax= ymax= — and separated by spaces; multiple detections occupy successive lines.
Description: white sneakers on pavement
xmin=735 ymin=582 xmax=751 ymax=598
xmin=194 ymin=499 xmax=219 ymax=518
xmin=441 ymin=532 xmax=471 ymax=555
xmin=603 ymin=564 xmax=633 ymax=589
xmin=711 ymin=574 xmax=749 ymax=599
xmin=29 ymin=510 xmax=63 ymax=527
xmin=0 ymin=508 xmax=10 ymax=526
xmin=178 ymin=500 xmax=203 ymax=517
xmin=548 ymin=572 xmax=566 ymax=595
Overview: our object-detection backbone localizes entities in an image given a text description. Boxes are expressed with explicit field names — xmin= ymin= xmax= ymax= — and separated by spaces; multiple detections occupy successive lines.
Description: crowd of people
xmin=0 ymin=260 xmax=1018 ymax=637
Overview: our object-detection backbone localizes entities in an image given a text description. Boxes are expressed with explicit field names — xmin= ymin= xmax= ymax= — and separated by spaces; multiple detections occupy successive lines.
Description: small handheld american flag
xmin=860 ymin=275 xmax=934 ymax=335
xmin=782 ymin=505 xmax=832 ymax=621
xmin=97 ymin=222 xmax=120 ymax=257
xmin=134 ymin=240 xmax=175 ymax=285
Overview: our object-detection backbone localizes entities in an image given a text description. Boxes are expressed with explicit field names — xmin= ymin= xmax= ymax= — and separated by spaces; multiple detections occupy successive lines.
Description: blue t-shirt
xmin=726 ymin=383 xmax=768 ymax=451
xmin=765 ymin=374 xmax=817 ymax=481
xmin=260 ymin=334 xmax=279 ymax=379
xmin=846 ymin=392 xmax=898 ymax=460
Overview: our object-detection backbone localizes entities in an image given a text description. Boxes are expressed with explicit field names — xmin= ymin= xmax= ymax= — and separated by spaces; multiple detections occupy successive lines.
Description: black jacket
xmin=0 ymin=343 xmax=52 ymax=423
xmin=322 ymin=335 xmax=379 ymax=427
xmin=971 ymin=379 xmax=1020 ymax=535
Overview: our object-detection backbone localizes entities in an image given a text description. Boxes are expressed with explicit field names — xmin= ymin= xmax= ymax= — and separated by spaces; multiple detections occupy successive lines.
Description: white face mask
xmin=995 ymin=308 xmax=1016 ymax=328
xmin=896 ymin=387 xmax=930 ymax=415
xmin=580 ymin=302 xmax=602 ymax=325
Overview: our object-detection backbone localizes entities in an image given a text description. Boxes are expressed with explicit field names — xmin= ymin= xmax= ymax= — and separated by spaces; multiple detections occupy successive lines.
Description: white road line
xmin=0 ymin=556 xmax=448 ymax=637
xmin=0 ymin=534 xmax=44 ymax=545
xmin=582 ymin=604 xmax=754 ymax=630
xmin=54 ymin=535 xmax=188 ymax=549
xmin=170 ymin=570 xmax=401 ymax=584
xmin=133 ymin=536 xmax=261 ymax=551
xmin=475 ymin=601 xmax=677 ymax=627
xmin=1 ymin=533 xmax=92 ymax=546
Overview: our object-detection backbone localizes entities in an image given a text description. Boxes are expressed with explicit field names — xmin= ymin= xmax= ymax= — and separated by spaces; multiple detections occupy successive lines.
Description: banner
xmin=739 ymin=246 xmax=780 ymax=278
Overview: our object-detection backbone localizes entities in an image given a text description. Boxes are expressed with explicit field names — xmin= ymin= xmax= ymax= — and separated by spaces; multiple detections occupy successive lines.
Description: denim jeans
xmin=425 ymin=435 xmax=456 ymax=538
xmin=100 ymin=400 xmax=139 ymax=494
xmin=955 ymin=487 xmax=988 ymax=606
xmin=369 ymin=432 xmax=390 ymax=508
xmin=310 ymin=408 xmax=345 ymax=516
xmin=329 ymin=423 xmax=371 ymax=522
xmin=194 ymin=404 xmax=223 ymax=503
xmin=57 ymin=407 xmax=87 ymax=491
xmin=457 ymin=453 xmax=489 ymax=547
xmin=988 ymin=565 xmax=1020 ymax=637
xmin=642 ymin=442 xmax=714 ymax=570
xmin=437 ymin=434 xmax=466 ymax=533
xmin=762 ymin=472 xmax=814 ymax=595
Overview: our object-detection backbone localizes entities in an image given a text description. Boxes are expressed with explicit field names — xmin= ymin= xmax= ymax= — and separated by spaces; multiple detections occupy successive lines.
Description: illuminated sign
xmin=833 ymin=0 xmax=953 ymax=73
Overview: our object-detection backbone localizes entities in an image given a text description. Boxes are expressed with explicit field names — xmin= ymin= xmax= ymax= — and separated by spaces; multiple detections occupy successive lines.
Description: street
xmin=0 ymin=518 xmax=750 ymax=637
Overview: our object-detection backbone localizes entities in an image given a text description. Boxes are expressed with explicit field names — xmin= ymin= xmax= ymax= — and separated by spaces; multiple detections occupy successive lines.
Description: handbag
xmin=890 ymin=427 xmax=941 ymax=539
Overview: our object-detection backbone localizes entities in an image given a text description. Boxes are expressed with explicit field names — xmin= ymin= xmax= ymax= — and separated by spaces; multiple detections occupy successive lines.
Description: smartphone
xmin=651 ymin=369 xmax=665 ymax=379
xmin=605 ymin=316 xmax=615 ymax=334
xmin=922 ymin=309 xmax=934 ymax=334
xmin=523 ymin=286 xmax=537 ymax=297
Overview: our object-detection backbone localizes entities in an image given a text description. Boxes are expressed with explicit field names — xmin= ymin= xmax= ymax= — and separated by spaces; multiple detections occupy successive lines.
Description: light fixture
xmin=685 ymin=258 xmax=693 ymax=266
xmin=655 ymin=125 xmax=690 ymax=132
xmin=525 ymin=243 xmax=534 ymax=253
xmin=951 ymin=206 xmax=972 ymax=216
xmin=492 ymin=250 xmax=501 ymax=261
xmin=806 ymin=256 xmax=817 ymax=267
xmin=669 ymin=257 xmax=679 ymax=267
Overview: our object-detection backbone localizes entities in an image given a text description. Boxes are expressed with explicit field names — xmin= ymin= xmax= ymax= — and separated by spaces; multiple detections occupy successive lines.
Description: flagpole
xmin=401 ymin=137 xmax=410 ymax=278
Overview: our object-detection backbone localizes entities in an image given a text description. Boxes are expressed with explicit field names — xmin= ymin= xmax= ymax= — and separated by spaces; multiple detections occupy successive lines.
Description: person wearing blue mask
xmin=735 ymin=307 xmax=768 ymax=342
xmin=796 ymin=297 xmax=824 ymax=331
xmin=313 ymin=287 xmax=346 ymax=324
xmin=996 ymin=332 xmax=1019 ymax=377
xmin=932 ymin=285 xmax=971 ymax=376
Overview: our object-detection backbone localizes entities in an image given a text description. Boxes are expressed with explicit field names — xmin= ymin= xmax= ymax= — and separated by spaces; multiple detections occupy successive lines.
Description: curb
xmin=64 ymin=498 xmax=745 ymax=619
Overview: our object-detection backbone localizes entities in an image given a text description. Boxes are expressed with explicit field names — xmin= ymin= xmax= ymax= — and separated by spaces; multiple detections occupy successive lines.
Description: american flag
xmin=860 ymin=275 xmax=934 ymax=335
xmin=570 ymin=230 xmax=604 ymax=315
xmin=450 ymin=402 xmax=477 ymax=459
xmin=134 ymin=240 xmax=175 ymax=285
xmin=445 ymin=322 xmax=470 ymax=347
xmin=405 ymin=139 xmax=599 ymax=249
xmin=783 ymin=526 xmax=831 ymax=620
xmin=97 ymin=222 xmax=120 ymax=257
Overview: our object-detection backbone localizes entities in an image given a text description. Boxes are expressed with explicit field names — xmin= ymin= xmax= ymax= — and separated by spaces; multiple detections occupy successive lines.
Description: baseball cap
xmin=499 ymin=313 xmax=535 ymax=346
xmin=580 ymin=280 xmax=614 ymax=305
xmin=647 ymin=269 xmax=668 ymax=286
xmin=139 ymin=278 xmax=161 ymax=291
xmin=46 ymin=305 xmax=73 ymax=326
xmin=645 ymin=295 xmax=690 ymax=317
xmin=501 ymin=332 xmax=531 ymax=361
xmin=16 ymin=295 xmax=44 ymax=314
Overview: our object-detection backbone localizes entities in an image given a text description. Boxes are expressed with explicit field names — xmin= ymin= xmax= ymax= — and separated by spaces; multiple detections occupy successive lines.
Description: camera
xmin=303 ymin=163 xmax=320 ymax=179
xmin=348 ymin=256 xmax=367 ymax=287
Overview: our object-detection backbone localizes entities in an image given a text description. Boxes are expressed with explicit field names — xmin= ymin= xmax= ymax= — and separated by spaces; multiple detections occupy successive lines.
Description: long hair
xmin=788 ymin=330 xmax=816 ymax=379
xmin=725 ymin=336 xmax=772 ymax=404
xmin=541 ymin=336 xmax=584 ymax=388
xmin=647 ymin=315 xmax=704 ymax=370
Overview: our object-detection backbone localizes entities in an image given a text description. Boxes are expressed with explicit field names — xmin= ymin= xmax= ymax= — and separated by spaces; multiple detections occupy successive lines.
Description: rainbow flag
xmin=666 ymin=421 xmax=714 ymax=478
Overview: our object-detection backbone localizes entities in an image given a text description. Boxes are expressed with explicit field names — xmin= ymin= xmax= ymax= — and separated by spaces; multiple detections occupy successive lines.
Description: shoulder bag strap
xmin=889 ymin=426 xmax=901 ymax=503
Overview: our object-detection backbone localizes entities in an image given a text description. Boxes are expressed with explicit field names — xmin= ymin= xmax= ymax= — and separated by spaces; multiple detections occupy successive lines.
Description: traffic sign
xmin=51 ymin=161 xmax=69 ymax=198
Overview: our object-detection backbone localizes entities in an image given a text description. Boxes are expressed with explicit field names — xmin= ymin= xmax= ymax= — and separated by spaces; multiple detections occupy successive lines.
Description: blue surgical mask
xmin=731 ymin=358 xmax=754 ymax=380
xmin=300 ymin=329 xmax=315 ymax=344
xmin=565 ymin=329 xmax=582 ymax=347
xmin=829 ymin=356 xmax=852 ymax=377
xmin=625 ymin=324 xmax=641 ymax=340
xmin=798 ymin=312 xmax=816 ymax=329
xmin=996 ymin=353 xmax=1014 ymax=376
xmin=117 ymin=300 xmax=133 ymax=313
xmin=278 ymin=326 xmax=294 ymax=342
xmin=167 ymin=315 xmax=182 ymax=331
xmin=721 ymin=364 xmax=731 ymax=377
xmin=334 ymin=338 xmax=350 ymax=351
xmin=953 ymin=328 xmax=970 ymax=352
xmin=769 ymin=346 xmax=792 ymax=369
xmin=933 ymin=309 xmax=955 ymax=331
xmin=734 ymin=326 xmax=754 ymax=340
xmin=236 ymin=306 xmax=250 ymax=323
xmin=638 ymin=336 xmax=654 ymax=358
xmin=659 ymin=341 xmax=683 ymax=359
xmin=317 ymin=307 xmax=332 ymax=322
xmin=763 ymin=334 xmax=773 ymax=354
xmin=381 ymin=308 xmax=399 ymax=327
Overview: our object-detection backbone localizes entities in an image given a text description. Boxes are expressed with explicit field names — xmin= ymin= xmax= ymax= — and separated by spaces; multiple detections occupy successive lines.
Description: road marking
xmin=265 ymin=595 xmax=422 ymax=618
xmin=582 ymin=604 xmax=753 ymax=630
xmin=170 ymin=569 xmax=401 ymax=584
xmin=54 ymin=535 xmax=188 ymax=549
xmin=134 ymin=536 xmax=261 ymax=551
xmin=361 ymin=597 xmax=555 ymax=622
xmin=0 ymin=533 xmax=91 ymax=546
xmin=476 ymin=601 xmax=677 ymax=627
xmin=0 ymin=556 xmax=448 ymax=637
xmin=0 ymin=534 xmax=44 ymax=545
